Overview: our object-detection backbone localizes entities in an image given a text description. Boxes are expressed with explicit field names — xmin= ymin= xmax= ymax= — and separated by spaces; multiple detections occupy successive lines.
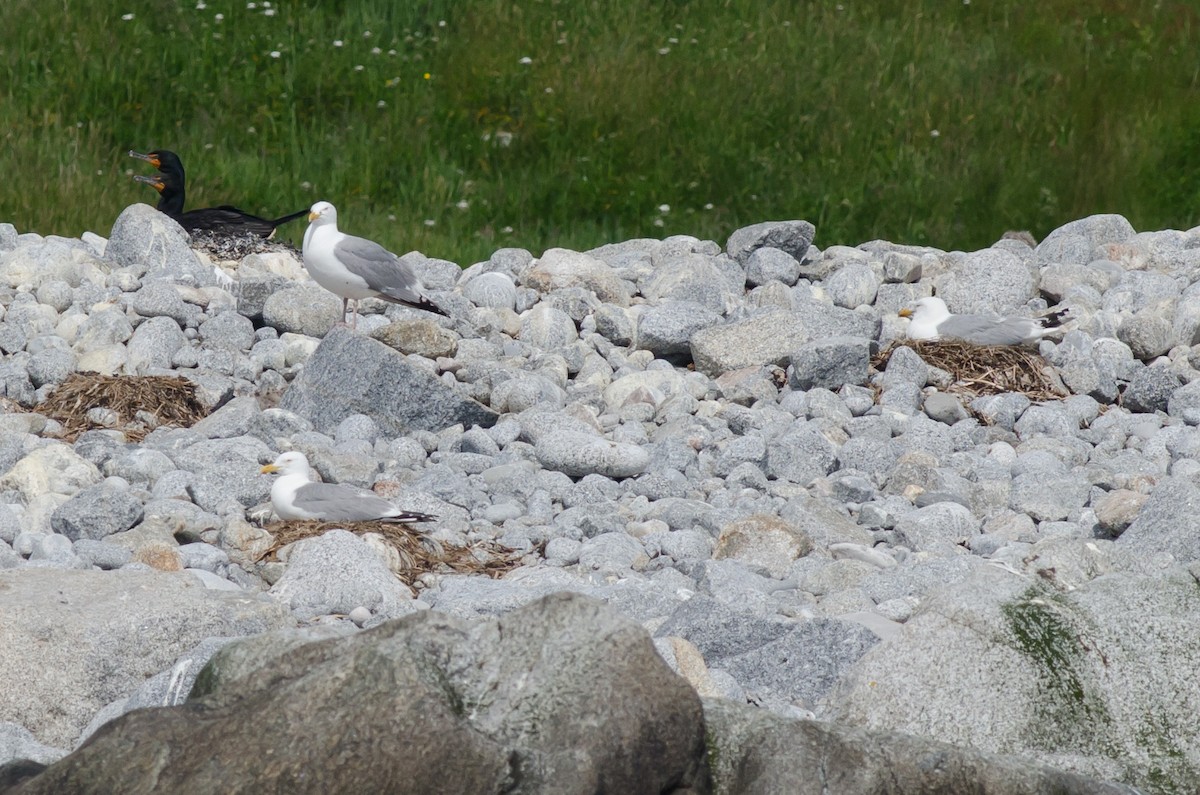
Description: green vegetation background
xmin=2 ymin=0 xmax=1198 ymax=265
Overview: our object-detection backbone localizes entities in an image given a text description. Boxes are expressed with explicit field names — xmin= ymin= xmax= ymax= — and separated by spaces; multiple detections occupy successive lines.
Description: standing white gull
xmin=260 ymin=451 xmax=437 ymax=523
xmin=899 ymin=297 xmax=1067 ymax=346
xmin=302 ymin=200 xmax=447 ymax=328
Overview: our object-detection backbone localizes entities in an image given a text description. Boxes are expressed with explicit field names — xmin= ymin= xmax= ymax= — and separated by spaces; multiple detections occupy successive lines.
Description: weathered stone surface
xmin=0 ymin=568 xmax=291 ymax=748
xmin=705 ymin=699 xmax=1136 ymax=795
xmin=825 ymin=566 xmax=1200 ymax=792
xmin=714 ymin=514 xmax=814 ymax=577
xmin=17 ymin=594 xmax=707 ymax=795
xmin=105 ymin=204 xmax=217 ymax=286
xmin=521 ymin=248 xmax=631 ymax=306
xmin=280 ymin=327 xmax=497 ymax=435
xmin=726 ymin=220 xmax=816 ymax=264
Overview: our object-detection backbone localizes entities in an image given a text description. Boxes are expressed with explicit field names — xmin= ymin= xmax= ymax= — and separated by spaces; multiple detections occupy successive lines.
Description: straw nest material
xmin=260 ymin=520 xmax=527 ymax=586
xmin=872 ymin=340 xmax=1069 ymax=402
xmin=39 ymin=373 xmax=209 ymax=441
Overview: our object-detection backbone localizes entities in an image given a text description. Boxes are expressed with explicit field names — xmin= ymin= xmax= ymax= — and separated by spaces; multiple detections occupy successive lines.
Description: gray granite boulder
xmin=788 ymin=336 xmax=871 ymax=391
xmin=0 ymin=568 xmax=290 ymax=749
xmin=14 ymin=593 xmax=706 ymax=795
xmin=105 ymin=204 xmax=218 ymax=286
xmin=280 ymin=327 xmax=498 ymax=435
xmin=825 ymin=565 xmax=1200 ymax=792
xmin=726 ymin=220 xmax=816 ymax=264
xmin=270 ymin=529 xmax=416 ymax=620
xmin=705 ymin=699 xmax=1135 ymax=795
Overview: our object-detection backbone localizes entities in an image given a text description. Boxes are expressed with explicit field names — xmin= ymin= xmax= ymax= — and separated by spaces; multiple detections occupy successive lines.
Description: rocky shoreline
xmin=1 ymin=205 xmax=1197 ymax=792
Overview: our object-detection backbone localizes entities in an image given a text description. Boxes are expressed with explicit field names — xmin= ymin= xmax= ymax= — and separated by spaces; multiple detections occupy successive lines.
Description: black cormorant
xmin=129 ymin=149 xmax=306 ymax=238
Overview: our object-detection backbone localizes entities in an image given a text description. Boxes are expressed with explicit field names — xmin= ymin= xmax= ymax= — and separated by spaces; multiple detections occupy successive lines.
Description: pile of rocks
xmin=1 ymin=203 xmax=1197 ymax=792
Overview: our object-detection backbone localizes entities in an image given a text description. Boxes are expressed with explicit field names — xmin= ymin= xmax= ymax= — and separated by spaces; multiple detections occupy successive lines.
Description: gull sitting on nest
xmin=260 ymin=451 xmax=437 ymax=524
xmin=899 ymin=296 xmax=1068 ymax=346
xmin=302 ymin=200 xmax=447 ymax=328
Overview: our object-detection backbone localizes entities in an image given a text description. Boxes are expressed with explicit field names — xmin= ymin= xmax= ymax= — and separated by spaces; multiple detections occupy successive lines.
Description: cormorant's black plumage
xmin=129 ymin=149 xmax=306 ymax=238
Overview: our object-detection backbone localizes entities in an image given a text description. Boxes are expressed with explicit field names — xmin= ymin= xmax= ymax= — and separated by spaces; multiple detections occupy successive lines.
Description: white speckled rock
xmin=534 ymin=431 xmax=649 ymax=478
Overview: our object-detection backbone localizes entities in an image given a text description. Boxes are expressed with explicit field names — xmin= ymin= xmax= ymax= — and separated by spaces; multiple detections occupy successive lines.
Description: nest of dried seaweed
xmin=872 ymin=339 xmax=1069 ymax=402
xmin=38 ymin=373 xmax=209 ymax=441
xmin=260 ymin=520 xmax=526 ymax=585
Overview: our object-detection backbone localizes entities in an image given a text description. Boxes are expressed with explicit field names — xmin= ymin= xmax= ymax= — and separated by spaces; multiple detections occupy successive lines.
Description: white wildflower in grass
xmin=438 ymin=19 xmax=446 ymax=27
xmin=423 ymin=219 xmax=436 ymax=227
xmin=371 ymin=47 xmax=381 ymax=55
xmin=388 ymin=214 xmax=396 ymax=221
xmin=658 ymin=204 xmax=670 ymax=214
xmin=333 ymin=39 xmax=343 ymax=47
xmin=195 ymin=1 xmax=206 ymax=8
xmin=300 ymin=180 xmax=312 ymax=190
xmin=704 ymin=202 xmax=714 ymax=210
xmin=215 ymin=13 xmax=224 ymax=21
xmin=362 ymin=29 xmax=372 ymax=38
xmin=501 ymin=226 xmax=513 ymax=234
xmin=354 ymin=64 xmax=364 ymax=72
xmin=269 ymin=50 xmax=281 ymax=58
xmin=668 ymin=37 xmax=679 ymax=44
xmin=653 ymin=218 xmax=664 ymax=227
xmin=263 ymin=8 xmax=276 ymax=16
xmin=246 ymin=2 xmax=256 ymax=8
xmin=518 ymin=56 xmax=532 ymax=65
xmin=495 ymin=131 xmax=513 ymax=147
xmin=205 ymin=142 xmax=215 ymax=149
xmin=247 ymin=126 xmax=256 ymax=134
xmin=121 ymin=13 xmax=134 ymax=20
xmin=657 ymin=47 xmax=670 ymax=55
xmin=455 ymin=200 xmax=469 ymax=210
xmin=387 ymin=49 xmax=397 ymax=56
xmin=930 ymin=129 xmax=940 ymax=137
xmin=544 ymin=87 xmax=553 ymax=93
xmin=376 ymin=100 xmax=386 ymax=108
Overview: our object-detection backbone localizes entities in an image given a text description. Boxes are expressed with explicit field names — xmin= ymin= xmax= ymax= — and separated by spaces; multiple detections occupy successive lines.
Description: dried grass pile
xmin=39 ymin=373 xmax=209 ymax=441
xmin=261 ymin=520 xmax=526 ymax=585
xmin=872 ymin=340 xmax=1068 ymax=402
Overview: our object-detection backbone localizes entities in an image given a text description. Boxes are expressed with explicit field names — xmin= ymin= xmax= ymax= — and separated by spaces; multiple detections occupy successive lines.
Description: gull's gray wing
xmin=291 ymin=481 xmax=398 ymax=522
xmin=938 ymin=314 xmax=1041 ymax=346
xmin=333 ymin=234 xmax=426 ymax=305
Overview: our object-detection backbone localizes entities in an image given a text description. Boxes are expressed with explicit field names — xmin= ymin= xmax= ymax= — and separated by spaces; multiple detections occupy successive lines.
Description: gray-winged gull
xmin=260 ymin=451 xmax=437 ymax=523
xmin=899 ymin=297 xmax=1066 ymax=346
xmin=302 ymin=200 xmax=447 ymax=327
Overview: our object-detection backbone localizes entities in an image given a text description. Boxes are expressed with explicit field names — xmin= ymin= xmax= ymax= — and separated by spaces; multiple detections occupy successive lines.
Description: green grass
xmin=2 ymin=0 xmax=1198 ymax=266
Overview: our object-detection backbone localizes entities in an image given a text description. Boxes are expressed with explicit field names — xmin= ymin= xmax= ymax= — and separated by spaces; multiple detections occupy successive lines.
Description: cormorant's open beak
xmin=133 ymin=174 xmax=165 ymax=191
xmin=128 ymin=150 xmax=161 ymax=168
xmin=260 ymin=464 xmax=279 ymax=474
xmin=898 ymin=308 xmax=914 ymax=318
xmin=308 ymin=210 xmax=320 ymax=222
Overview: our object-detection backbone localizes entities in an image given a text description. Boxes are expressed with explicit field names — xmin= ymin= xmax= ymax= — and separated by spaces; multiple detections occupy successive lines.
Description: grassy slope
xmin=1 ymin=0 xmax=1198 ymax=266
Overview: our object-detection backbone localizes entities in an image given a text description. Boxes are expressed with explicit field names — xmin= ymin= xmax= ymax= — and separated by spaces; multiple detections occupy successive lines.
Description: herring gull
xmin=260 ymin=451 xmax=437 ymax=523
xmin=899 ymin=297 xmax=1066 ymax=346
xmin=302 ymin=200 xmax=447 ymax=327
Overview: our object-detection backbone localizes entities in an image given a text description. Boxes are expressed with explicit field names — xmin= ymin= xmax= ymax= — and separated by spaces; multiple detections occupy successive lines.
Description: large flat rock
xmin=0 ymin=569 xmax=292 ymax=748
xmin=279 ymin=327 xmax=498 ymax=434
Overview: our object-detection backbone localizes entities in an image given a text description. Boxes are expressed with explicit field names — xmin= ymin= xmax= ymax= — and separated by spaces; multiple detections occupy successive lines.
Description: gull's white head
xmin=307 ymin=200 xmax=337 ymax=225
xmin=901 ymin=296 xmax=950 ymax=322
xmin=260 ymin=450 xmax=312 ymax=477
xmin=899 ymin=296 xmax=951 ymax=340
